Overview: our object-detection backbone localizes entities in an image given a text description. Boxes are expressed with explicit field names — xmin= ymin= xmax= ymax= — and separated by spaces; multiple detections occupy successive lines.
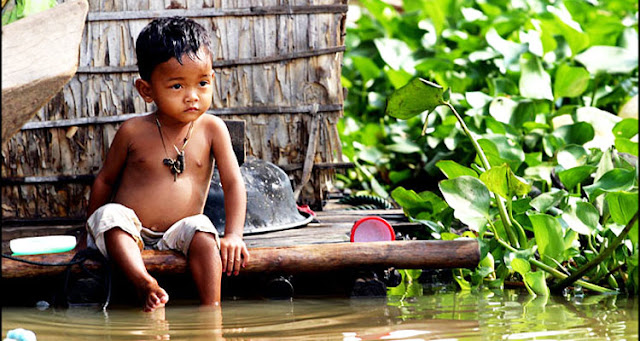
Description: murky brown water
xmin=2 ymin=289 xmax=637 ymax=340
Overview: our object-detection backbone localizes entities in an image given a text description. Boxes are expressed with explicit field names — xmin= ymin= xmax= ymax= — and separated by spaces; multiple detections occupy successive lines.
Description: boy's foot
xmin=139 ymin=280 xmax=169 ymax=312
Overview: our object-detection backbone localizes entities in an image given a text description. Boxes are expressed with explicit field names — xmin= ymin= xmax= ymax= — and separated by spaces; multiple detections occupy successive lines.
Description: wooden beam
xmin=86 ymin=4 xmax=349 ymax=22
xmin=76 ymin=46 xmax=346 ymax=73
xmin=2 ymin=239 xmax=479 ymax=279
xmin=19 ymin=105 xmax=343 ymax=130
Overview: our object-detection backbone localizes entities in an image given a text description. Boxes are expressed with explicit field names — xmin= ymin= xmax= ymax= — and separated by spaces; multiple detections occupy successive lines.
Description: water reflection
xmin=2 ymin=290 xmax=637 ymax=340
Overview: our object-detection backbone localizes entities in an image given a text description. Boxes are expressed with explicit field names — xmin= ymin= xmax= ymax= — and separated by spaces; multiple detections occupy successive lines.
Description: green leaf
xmin=530 ymin=189 xmax=568 ymax=213
xmin=511 ymin=257 xmax=531 ymax=275
xmin=560 ymin=201 xmax=601 ymax=235
xmin=524 ymin=164 xmax=554 ymax=187
xmin=387 ymin=140 xmax=422 ymax=154
xmin=575 ymin=46 xmax=638 ymax=74
xmin=351 ymin=56 xmax=381 ymax=84
xmin=519 ymin=53 xmax=553 ymax=101
xmin=605 ymin=191 xmax=639 ymax=226
xmin=439 ymin=176 xmax=491 ymax=231
xmin=385 ymin=68 xmax=414 ymax=89
xmin=557 ymin=166 xmax=597 ymax=190
xmin=556 ymin=145 xmax=589 ymax=169
xmin=553 ymin=64 xmax=590 ymax=98
xmin=613 ymin=118 xmax=639 ymax=139
xmin=553 ymin=122 xmax=595 ymax=146
xmin=465 ymin=91 xmax=493 ymax=109
xmin=486 ymin=28 xmax=528 ymax=72
xmin=529 ymin=213 xmax=565 ymax=263
xmin=478 ymin=136 xmax=525 ymax=170
xmin=583 ymin=168 xmax=636 ymax=200
xmin=385 ymin=78 xmax=445 ymax=120
xmin=480 ymin=163 xmax=531 ymax=200
xmin=488 ymin=96 xmax=518 ymax=124
xmin=374 ymin=38 xmax=416 ymax=73
xmin=436 ymin=160 xmax=478 ymax=179
xmin=391 ymin=187 xmax=448 ymax=219
xmin=615 ymin=138 xmax=638 ymax=157
xmin=524 ymin=271 xmax=550 ymax=296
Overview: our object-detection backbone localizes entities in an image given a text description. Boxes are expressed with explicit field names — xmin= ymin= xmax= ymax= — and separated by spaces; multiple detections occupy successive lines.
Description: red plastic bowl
xmin=350 ymin=216 xmax=396 ymax=242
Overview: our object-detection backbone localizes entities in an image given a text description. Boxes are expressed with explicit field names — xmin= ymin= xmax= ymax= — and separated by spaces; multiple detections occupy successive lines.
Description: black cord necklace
xmin=155 ymin=115 xmax=194 ymax=181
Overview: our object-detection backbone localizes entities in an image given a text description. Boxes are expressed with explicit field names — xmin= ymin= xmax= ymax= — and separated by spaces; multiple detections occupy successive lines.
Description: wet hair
xmin=135 ymin=16 xmax=213 ymax=81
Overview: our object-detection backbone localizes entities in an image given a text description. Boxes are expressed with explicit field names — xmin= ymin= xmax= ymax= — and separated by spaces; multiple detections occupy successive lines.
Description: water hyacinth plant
xmin=386 ymin=78 xmax=637 ymax=296
xmin=339 ymin=0 xmax=638 ymax=295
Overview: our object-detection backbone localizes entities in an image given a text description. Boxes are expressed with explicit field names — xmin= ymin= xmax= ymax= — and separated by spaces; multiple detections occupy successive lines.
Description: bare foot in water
xmin=139 ymin=279 xmax=169 ymax=312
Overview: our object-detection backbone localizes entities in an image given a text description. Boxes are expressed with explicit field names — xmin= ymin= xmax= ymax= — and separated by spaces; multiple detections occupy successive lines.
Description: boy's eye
xmin=171 ymin=84 xmax=182 ymax=89
xmin=199 ymin=81 xmax=209 ymax=86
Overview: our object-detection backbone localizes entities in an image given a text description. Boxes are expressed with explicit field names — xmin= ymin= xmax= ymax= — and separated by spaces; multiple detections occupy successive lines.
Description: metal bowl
xmin=204 ymin=157 xmax=312 ymax=236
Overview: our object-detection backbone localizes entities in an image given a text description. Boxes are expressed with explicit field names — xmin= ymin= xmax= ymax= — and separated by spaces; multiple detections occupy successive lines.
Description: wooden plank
xmin=75 ymin=46 xmax=345 ymax=73
xmin=1 ymin=239 xmax=480 ymax=279
xmin=86 ymin=4 xmax=348 ymax=21
xmin=19 ymin=105 xmax=343 ymax=130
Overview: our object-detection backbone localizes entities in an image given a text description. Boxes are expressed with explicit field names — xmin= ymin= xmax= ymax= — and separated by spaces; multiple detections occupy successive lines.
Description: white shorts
xmin=87 ymin=203 xmax=220 ymax=258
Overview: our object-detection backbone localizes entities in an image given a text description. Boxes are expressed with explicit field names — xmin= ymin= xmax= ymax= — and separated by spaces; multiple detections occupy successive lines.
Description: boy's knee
xmin=190 ymin=231 xmax=220 ymax=252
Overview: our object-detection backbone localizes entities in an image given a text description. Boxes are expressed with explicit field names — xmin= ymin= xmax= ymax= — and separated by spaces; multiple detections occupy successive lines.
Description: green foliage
xmin=2 ymin=0 xmax=56 ymax=25
xmin=340 ymin=0 xmax=639 ymax=296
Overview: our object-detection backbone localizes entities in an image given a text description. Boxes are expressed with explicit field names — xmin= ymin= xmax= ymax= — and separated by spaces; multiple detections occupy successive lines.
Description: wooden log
xmin=1 ymin=0 xmax=89 ymax=144
xmin=2 ymin=239 xmax=479 ymax=279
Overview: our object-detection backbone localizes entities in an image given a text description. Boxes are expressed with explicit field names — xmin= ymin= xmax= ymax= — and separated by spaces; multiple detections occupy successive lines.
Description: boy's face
xmin=137 ymin=48 xmax=214 ymax=124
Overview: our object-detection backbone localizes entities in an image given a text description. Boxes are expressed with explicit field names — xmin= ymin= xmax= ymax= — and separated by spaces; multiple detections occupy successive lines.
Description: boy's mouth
xmin=185 ymin=107 xmax=199 ymax=112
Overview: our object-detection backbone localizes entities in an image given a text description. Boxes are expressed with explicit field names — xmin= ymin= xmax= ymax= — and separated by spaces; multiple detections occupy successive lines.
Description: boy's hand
xmin=219 ymin=233 xmax=250 ymax=276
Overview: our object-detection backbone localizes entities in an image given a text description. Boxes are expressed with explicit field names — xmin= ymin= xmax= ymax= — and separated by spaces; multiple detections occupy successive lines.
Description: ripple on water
xmin=2 ymin=290 xmax=638 ymax=340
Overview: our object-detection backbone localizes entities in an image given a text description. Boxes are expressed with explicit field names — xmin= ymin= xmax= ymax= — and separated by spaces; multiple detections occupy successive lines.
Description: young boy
xmin=86 ymin=16 xmax=249 ymax=312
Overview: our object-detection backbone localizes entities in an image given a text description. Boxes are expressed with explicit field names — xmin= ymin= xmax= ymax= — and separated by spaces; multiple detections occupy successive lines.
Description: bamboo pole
xmin=2 ymin=239 xmax=479 ymax=279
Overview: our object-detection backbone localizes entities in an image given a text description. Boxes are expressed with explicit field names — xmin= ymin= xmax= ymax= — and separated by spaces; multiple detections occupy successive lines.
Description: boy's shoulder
xmin=197 ymin=113 xmax=228 ymax=132
xmin=119 ymin=114 xmax=154 ymax=131
xmin=112 ymin=114 xmax=151 ymax=138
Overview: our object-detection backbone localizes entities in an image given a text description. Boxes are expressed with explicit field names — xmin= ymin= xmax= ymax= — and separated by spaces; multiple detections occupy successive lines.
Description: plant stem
xmin=507 ymin=198 xmax=528 ymax=247
xmin=444 ymin=102 xmax=520 ymax=248
xmin=529 ymin=258 xmax=614 ymax=294
xmin=491 ymin=233 xmax=613 ymax=293
xmin=553 ymin=213 xmax=638 ymax=291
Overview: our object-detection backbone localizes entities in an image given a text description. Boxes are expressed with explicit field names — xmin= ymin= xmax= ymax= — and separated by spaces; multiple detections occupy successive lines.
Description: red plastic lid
xmin=350 ymin=216 xmax=396 ymax=242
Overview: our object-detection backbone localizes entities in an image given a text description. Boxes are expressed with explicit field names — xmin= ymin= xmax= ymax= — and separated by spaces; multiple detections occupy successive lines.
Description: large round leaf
xmin=575 ymin=46 xmax=638 ymax=74
xmin=554 ymin=64 xmax=590 ymax=98
xmin=436 ymin=160 xmax=478 ymax=179
xmin=519 ymin=53 xmax=553 ymax=101
xmin=385 ymin=78 xmax=445 ymax=120
xmin=605 ymin=191 xmax=638 ymax=226
xmin=530 ymin=189 xmax=568 ymax=213
xmin=529 ymin=213 xmax=565 ymax=263
xmin=560 ymin=201 xmax=601 ymax=235
xmin=480 ymin=163 xmax=531 ymax=200
xmin=439 ymin=176 xmax=491 ymax=231
xmin=557 ymin=165 xmax=597 ymax=190
xmin=584 ymin=168 xmax=636 ymax=200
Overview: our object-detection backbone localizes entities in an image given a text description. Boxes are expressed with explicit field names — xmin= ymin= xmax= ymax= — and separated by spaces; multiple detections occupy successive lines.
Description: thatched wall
xmin=1 ymin=0 xmax=347 ymax=222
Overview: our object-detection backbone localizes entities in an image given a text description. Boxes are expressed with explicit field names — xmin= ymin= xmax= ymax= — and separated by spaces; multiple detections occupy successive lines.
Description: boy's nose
xmin=185 ymin=89 xmax=199 ymax=102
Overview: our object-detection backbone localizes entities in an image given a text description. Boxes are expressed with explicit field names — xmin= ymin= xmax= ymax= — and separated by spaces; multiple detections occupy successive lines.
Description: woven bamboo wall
xmin=1 ymin=0 xmax=347 ymax=222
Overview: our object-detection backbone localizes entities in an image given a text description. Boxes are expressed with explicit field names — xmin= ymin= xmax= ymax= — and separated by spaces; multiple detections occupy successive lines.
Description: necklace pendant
xmin=176 ymin=151 xmax=185 ymax=173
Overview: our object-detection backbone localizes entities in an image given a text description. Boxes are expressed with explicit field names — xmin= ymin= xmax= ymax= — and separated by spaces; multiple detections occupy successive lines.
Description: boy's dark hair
xmin=135 ymin=16 xmax=213 ymax=81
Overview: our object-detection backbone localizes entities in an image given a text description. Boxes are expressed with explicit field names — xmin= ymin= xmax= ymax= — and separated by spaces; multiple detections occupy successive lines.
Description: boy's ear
xmin=135 ymin=79 xmax=154 ymax=103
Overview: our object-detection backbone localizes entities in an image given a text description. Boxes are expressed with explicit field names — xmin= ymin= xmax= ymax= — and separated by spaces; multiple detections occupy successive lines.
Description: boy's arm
xmin=210 ymin=116 xmax=249 ymax=276
xmin=87 ymin=121 xmax=132 ymax=218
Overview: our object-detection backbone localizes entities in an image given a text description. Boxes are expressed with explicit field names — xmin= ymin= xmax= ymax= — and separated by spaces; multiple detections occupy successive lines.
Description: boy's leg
xmin=187 ymin=231 xmax=222 ymax=305
xmin=105 ymin=228 xmax=169 ymax=312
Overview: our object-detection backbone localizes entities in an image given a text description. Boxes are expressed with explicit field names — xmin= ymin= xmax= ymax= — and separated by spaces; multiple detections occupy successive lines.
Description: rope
xmin=3 ymin=249 xmax=112 ymax=311
xmin=1 ymin=253 xmax=87 ymax=266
